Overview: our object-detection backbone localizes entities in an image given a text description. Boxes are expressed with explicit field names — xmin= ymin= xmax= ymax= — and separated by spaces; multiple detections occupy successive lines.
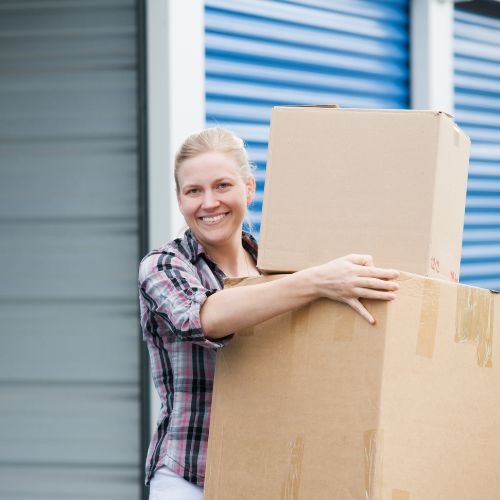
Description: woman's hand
xmin=202 ymin=254 xmax=399 ymax=339
xmin=307 ymin=254 xmax=400 ymax=324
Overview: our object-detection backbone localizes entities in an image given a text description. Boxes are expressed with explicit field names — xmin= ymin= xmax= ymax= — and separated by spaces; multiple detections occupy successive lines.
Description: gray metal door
xmin=0 ymin=0 xmax=145 ymax=497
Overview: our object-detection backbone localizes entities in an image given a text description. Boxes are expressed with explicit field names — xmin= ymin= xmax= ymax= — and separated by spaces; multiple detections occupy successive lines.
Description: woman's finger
xmin=347 ymin=298 xmax=375 ymax=324
xmin=353 ymin=288 xmax=397 ymax=301
xmin=357 ymin=266 xmax=400 ymax=279
xmin=355 ymin=277 xmax=400 ymax=291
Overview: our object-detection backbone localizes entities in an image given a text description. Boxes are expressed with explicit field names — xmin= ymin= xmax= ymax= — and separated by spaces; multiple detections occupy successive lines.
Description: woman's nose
xmin=201 ymin=190 xmax=220 ymax=209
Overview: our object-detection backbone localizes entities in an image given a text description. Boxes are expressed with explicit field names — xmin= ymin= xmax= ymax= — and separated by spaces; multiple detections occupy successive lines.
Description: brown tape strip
xmin=416 ymin=280 xmax=440 ymax=358
xmin=311 ymin=299 xmax=354 ymax=342
xmin=223 ymin=277 xmax=248 ymax=288
xmin=291 ymin=306 xmax=311 ymax=338
xmin=331 ymin=304 xmax=355 ymax=342
xmin=280 ymin=435 xmax=304 ymax=500
xmin=456 ymin=286 xmax=494 ymax=368
xmin=224 ymin=275 xmax=283 ymax=288
xmin=364 ymin=429 xmax=383 ymax=499
xmin=237 ymin=327 xmax=255 ymax=337
xmin=392 ymin=490 xmax=410 ymax=500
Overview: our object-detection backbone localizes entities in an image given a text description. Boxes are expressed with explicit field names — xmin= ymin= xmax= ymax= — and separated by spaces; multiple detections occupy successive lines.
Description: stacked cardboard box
xmin=205 ymin=107 xmax=500 ymax=499
xmin=206 ymin=274 xmax=499 ymax=499
xmin=258 ymin=106 xmax=470 ymax=282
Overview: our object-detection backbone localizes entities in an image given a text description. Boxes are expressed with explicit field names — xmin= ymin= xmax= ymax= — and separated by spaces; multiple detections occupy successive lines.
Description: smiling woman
xmin=176 ymin=149 xmax=256 ymax=277
xmin=138 ymin=127 xmax=400 ymax=499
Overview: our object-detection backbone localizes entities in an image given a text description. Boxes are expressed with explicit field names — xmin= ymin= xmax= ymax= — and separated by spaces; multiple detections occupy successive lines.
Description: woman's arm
xmin=201 ymin=254 xmax=400 ymax=339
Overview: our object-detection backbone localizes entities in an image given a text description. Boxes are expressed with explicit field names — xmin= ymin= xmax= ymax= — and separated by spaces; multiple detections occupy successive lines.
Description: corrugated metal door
xmin=205 ymin=0 xmax=410 ymax=239
xmin=0 ymin=1 xmax=144 ymax=498
xmin=455 ymin=8 xmax=500 ymax=289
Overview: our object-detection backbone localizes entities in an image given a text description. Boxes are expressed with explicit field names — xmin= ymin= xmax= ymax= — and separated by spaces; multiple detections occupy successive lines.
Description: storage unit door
xmin=0 ymin=1 xmax=143 ymax=498
xmin=455 ymin=8 xmax=500 ymax=289
xmin=205 ymin=0 xmax=410 ymax=239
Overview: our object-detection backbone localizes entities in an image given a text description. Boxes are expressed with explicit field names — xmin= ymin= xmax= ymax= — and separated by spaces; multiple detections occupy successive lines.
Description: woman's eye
xmin=217 ymin=183 xmax=229 ymax=190
xmin=186 ymin=188 xmax=200 ymax=195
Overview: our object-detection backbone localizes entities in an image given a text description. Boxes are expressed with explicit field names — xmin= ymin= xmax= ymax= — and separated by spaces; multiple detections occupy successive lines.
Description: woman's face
xmin=176 ymin=151 xmax=255 ymax=249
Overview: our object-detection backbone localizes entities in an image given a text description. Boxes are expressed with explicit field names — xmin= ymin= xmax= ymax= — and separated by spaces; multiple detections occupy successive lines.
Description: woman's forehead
xmin=178 ymin=151 xmax=240 ymax=184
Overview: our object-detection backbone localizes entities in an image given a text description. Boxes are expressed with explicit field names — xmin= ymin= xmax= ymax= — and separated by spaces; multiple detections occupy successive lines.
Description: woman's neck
xmin=202 ymin=233 xmax=257 ymax=277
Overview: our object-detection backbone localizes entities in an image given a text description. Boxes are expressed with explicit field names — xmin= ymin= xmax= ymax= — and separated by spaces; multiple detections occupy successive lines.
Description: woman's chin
xmin=193 ymin=223 xmax=239 ymax=247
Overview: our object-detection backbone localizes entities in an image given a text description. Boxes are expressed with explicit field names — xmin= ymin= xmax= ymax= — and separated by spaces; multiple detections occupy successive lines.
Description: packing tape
xmin=392 ymin=490 xmax=410 ymax=500
xmin=291 ymin=305 xmax=311 ymax=338
xmin=280 ymin=435 xmax=304 ymax=500
xmin=455 ymin=286 xmax=494 ymax=368
xmin=223 ymin=277 xmax=248 ymax=288
xmin=237 ymin=327 xmax=255 ymax=337
xmin=224 ymin=275 xmax=283 ymax=288
xmin=364 ymin=429 xmax=383 ymax=500
xmin=416 ymin=280 xmax=440 ymax=359
xmin=311 ymin=299 xmax=354 ymax=342
xmin=332 ymin=303 xmax=355 ymax=342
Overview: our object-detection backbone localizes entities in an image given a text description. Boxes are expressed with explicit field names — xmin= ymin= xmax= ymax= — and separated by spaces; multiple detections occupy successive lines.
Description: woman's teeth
xmin=200 ymin=213 xmax=227 ymax=224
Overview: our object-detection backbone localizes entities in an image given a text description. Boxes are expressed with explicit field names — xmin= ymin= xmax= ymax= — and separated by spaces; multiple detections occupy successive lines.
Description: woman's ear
xmin=246 ymin=175 xmax=256 ymax=206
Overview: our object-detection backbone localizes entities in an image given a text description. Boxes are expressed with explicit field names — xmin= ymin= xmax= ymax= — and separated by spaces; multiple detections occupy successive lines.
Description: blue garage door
xmin=455 ymin=8 xmax=500 ymax=289
xmin=205 ymin=0 xmax=409 ymax=239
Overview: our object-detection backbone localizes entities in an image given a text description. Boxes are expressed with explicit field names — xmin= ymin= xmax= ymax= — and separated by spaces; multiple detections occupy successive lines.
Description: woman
xmin=138 ymin=128 xmax=399 ymax=499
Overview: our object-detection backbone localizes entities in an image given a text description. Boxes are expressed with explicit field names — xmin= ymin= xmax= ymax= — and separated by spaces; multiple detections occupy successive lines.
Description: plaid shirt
xmin=138 ymin=229 xmax=258 ymax=487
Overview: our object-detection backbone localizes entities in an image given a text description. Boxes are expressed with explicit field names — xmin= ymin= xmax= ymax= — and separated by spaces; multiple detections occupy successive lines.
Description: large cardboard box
xmin=205 ymin=274 xmax=500 ymax=500
xmin=258 ymin=107 xmax=470 ymax=282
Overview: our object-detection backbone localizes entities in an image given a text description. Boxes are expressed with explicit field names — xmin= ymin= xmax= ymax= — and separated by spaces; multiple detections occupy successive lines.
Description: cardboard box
xmin=205 ymin=273 xmax=500 ymax=500
xmin=258 ymin=107 xmax=470 ymax=282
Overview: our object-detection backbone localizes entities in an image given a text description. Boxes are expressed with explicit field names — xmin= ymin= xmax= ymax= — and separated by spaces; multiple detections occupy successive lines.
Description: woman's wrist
xmin=291 ymin=266 xmax=321 ymax=302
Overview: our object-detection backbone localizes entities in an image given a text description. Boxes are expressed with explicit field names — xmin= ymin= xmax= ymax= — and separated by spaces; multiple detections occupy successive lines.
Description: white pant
xmin=149 ymin=466 xmax=204 ymax=500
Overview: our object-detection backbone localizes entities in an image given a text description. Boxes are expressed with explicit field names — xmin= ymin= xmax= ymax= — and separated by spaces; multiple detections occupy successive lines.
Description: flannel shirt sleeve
xmin=139 ymin=250 xmax=231 ymax=349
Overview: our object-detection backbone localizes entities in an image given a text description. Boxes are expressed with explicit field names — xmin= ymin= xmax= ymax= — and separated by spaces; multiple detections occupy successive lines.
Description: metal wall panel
xmin=205 ymin=0 xmax=409 ymax=239
xmin=455 ymin=8 xmax=500 ymax=288
xmin=0 ymin=0 xmax=142 ymax=497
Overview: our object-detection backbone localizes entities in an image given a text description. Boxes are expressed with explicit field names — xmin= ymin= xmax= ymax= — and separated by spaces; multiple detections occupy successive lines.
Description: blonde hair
xmin=174 ymin=127 xmax=255 ymax=192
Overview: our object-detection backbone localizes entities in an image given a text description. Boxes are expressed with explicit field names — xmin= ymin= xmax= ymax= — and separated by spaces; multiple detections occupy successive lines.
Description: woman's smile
xmin=198 ymin=212 xmax=230 ymax=225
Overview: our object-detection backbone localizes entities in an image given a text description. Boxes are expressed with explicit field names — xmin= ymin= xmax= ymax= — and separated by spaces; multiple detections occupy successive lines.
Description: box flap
xmin=273 ymin=103 xmax=339 ymax=110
